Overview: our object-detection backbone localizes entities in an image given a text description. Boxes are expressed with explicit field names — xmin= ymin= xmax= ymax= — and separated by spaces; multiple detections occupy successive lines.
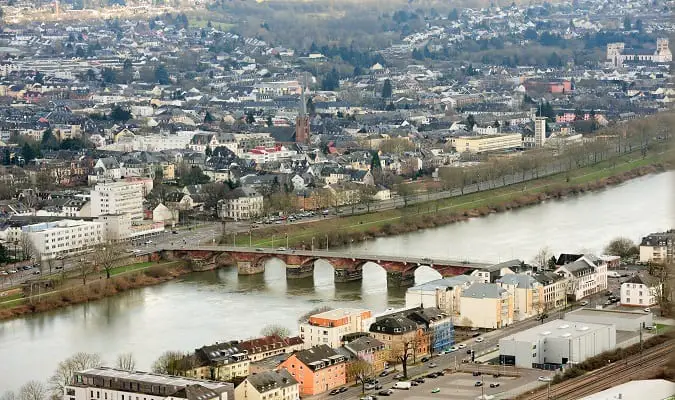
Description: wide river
xmin=1 ymin=171 xmax=673 ymax=392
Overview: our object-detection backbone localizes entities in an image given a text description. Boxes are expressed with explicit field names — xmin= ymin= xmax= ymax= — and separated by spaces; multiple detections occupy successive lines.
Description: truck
xmin=394 ymin=381 xmax=411 ymax=390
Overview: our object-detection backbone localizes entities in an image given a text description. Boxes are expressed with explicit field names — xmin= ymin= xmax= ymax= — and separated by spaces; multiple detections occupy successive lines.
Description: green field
xmin=109 ymin=262 xmax=155 ymax=276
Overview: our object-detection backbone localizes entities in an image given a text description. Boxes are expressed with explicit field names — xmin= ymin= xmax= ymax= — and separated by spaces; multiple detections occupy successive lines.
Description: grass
xmin=233 ymin=149 xmax=672 ymax=248
xmin=188 ymin=17 xmax=235 ymax=31
xmin=655 ymin=323 xmax=673 ymax=333
xmin=109 ymin=262 xmax=155 ymax=276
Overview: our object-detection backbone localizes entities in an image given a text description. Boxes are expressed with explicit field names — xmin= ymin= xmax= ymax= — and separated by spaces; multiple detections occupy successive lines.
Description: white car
xmin=458 ymin=343 xmax=467 ymax=349
xmin=449 ymin=346 xmax=459 ymax=352
xmin=538 ymin=376 xmax=552 ymax=382
xmin=475 ymin=337 xmax=484 ymax=343
xmin=644 ymin=308 xmax=651 ymax=313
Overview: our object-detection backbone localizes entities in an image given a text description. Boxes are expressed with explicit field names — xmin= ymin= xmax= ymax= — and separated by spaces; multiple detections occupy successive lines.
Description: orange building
xmin=278 ymin=345 xmax=347 ymax=396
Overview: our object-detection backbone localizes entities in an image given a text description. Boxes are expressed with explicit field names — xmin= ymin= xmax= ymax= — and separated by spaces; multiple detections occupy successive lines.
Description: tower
xmin=295 ymin=74 xmax=310 ymax=144
xmin=534 ymin=117 xmax=547 ymax=148
xmin=656 ymin=38 xmax=672 ymax=62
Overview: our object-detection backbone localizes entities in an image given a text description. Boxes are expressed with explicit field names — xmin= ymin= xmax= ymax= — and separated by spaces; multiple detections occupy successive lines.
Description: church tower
xmin=295 ymin=74 xmax=310 ymax=144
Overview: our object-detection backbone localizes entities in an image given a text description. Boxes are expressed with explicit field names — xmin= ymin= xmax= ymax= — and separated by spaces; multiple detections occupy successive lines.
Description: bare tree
xmin=75 ymin=257 xmax=95 ymax=285
xmin=391 ymin=339 xmax=414 ymax=379
xmin=348 ymin=359 xmax=375 ymax=394
xmin=604 ymin=237 xmax=639 ymax=260
xmin=91 ymin=242 xmax=125 ymax=279
xmin=260 ymin=324 xmax=291 ymax=338
xmin=20 ymin=232 xmax=36 ymax=262
xmin=18 ymin=381 xmax=47 ymax=400
xmin=49 ymin=352 xmax=102 ymax=397
xmin=298 ymin=306 xmax=334 ymax=323
xmin=0 ymin=391 xmax=16 ymax=400
xmin=115 ymin=353 xmax=136 ymax=371
xmin=357 ymin=185 xmax=378 ymax=213
xmin=533 ymin=247 xmax=553 ymax=272
xmin=151 ymin=350 xmax=185 ymax=375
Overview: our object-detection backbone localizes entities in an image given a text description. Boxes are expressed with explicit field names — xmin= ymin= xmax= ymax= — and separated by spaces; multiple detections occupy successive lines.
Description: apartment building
xmin=64 ymin=367 xmax=233 ymax=400
xmin=217 ymin=187 xmax=264 ymax=221
xmin=497 ymin=274 xmax=544 ymax=321
xmin=554 ymin=255 xmax=608 ymax=301
xmin=459 ymin=283 xmax=514 ymax=329
xmin=534 ymin=272 xmax=569 ymax=310
xmin=234 ymin=370 xmax=299 ymax=400
xmin=97 ymin=214 xmax=164 ymax=242
xmin=238 ymin=335 xmax=304 ymax=362
xmin=299 ymin=308 xmax=374 ymax=349
xmin=180 ymin=341 xmax=250 ymax=382
xmin=450 ymin=133 xmax=523 ymax=153
xmin=278 ymin=345 xmax=346 ymax=396
xmin=23 ymin=219 xmax=103 ymax=260
xmin=343 ymin=336 xmax=388 ymax=373
xmin=621 ymin=273 xmax=661 ymax=307
xmin=639 ymin=231 xmax=674 ymax=264
xmin=369 ymin=313 xmax=429 ymax=363
xmin=404 ymin=276 xmax=478 ymax=316
xmin=90 ymin=181 xmax=144 ymax=219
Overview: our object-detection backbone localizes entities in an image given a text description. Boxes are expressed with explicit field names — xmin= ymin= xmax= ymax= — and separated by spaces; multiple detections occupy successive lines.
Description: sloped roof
xmin=461 ymin=283 xmax=506 ymax=299
xmin=244 ymin=370 xmax=297 ymax=394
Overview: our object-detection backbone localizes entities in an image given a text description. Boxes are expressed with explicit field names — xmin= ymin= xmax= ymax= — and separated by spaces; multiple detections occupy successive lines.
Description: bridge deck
xmin=162 ymin=246 xmax=493 ymax=269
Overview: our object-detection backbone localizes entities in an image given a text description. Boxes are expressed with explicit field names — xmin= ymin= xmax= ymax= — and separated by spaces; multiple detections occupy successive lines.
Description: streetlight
xmin=232 ymin=232 xmax=237 ymax=247
xmin=311 ymin=236 xmax=315 ymax=251
xmin=249 ymin=231 xmax=252 ymax=248
xmin=325 ymin=234 xmax=329 ymax=250
xmin=285 ymin=233 xmax=289 ymax=249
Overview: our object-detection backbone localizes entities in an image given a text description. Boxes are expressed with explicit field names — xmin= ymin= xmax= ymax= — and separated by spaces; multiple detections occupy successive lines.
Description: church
xmin=607 ymin=38 xmax=672 ymax=67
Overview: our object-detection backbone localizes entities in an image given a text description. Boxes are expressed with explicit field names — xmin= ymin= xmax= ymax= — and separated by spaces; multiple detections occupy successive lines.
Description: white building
xmin=65 ymin=367 xmax=233 ymax=400
xmin=554 ymin=255 xmax=607 ymax=301
xmin=498 ymin=319 xmax=616 ymax=369
xmin=579 ymin=379 xmax=675 ymax=400
xmin=23 ymin=219 xmax=104 ymax=260
xmin=241 ymin=145 xmax=298 ymax=164
xmin=620 ymin=273 xmax=661 ymax=308
xmin=639 ymin=231 xmax=674 ymax=264
xmin=97 ymin=214 xmax=164 ymax=242
xmin=534 ymin=117 xmax=547 ymax=147
xmin=90 ymin=181 xmax=145 ymax=220
xmin=459 ymin=283 xmax=514 ymax=329
xmin=234 ymin=369 xmax=299 ymax=400
xmin=405 ymin=276 xmax=478 ymax=316
xmin=217 ymin=188 xmax=264 ymax=221
xmin=496 ymin=274 xmax=544 ymax=321
xmin=299 ymin=308 xmax=374 ymax=349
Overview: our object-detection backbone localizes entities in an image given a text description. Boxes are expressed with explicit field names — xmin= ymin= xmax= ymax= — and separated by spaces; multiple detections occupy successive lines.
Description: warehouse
xmin=564 ymin=308 xmax=653 ymax=332
xmin=499 ymin=319 xmax=616 ymax=369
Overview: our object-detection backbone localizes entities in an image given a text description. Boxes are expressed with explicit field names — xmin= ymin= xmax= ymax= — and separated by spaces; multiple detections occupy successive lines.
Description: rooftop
xmin=580 ymin=379 xmax=675 ymax=400
xmin=565 ymin=308 xmax=652 ymax=322
xmin=310 ymin=308 xmax=370 ymax=321
xmin=500 ymin=319 xmax=612 ymax=343
xmin=72 ymin=367 xmax=232 ymax=391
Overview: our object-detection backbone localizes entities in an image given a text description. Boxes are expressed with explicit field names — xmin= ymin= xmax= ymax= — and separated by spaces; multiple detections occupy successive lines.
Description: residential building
xmin=343 ymin=336 xmax=387 ymax=373
xmin=180 ymin=341 xmax=250 ymax=382
xmin=64 ymin=367 xmax=233 ymax=400
xmin=554 ymin=255 xmax=608 ymax=301
xmin=369 ymin=312 xmax=429 ymax=363
xmin=534 ymin=117 xmax=547 ymax=147
xmin=405 ymin=276 xmax=477 ymax=316
xmin=534 ymin=272 xmax=569 ymax=310
xmin=497 ymin=274 xmax=544 ymax=321
xmin=23 ymin=219 xmax=104 ymax=260
xmin=234 ymin=370 xmax=299 ymax=400
xmin=405 ymin=308 xmax=455 ymax=355
xmin=238 ymin=335 xmax=304 ymax=362
xmin=90 ymin=181 xmax=144 ymax=219
xmin=234 ymin=133 xmax=276 ymax=153
xmin=499 ymin=319 xmax=616 ymax=369
xmin=299 ymin=308 xmax=374 ymax=349
xmin=217 ymin=187 xmax=264 ymax=221
xmin=97 ymin=214 xmax=164 ymax=242
xmin=459 ymin=283 xmax=513 ymax=329
xmin=621 ymin=273 xmax=661 ymax=307
xmin=470 ymin=260 xmax=519 ymax=283
xmin=639 ymin=231 xmax=674 ymax=264
xmin=241 ymin=145 xmax=298 ymax=164
xmin=450 ymin=133 xmax=522 ymax=153
xmin=278 ymin=345 xmax=346 ymax=396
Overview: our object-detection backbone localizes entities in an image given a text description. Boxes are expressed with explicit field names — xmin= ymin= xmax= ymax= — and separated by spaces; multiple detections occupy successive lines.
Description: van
xmin=393 ymin=382 xmax=411 ymax=390
xmin=607 ymin=271 xmax=620 ymax=278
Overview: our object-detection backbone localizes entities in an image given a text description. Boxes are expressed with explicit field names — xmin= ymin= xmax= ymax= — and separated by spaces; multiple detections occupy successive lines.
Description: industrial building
xmin=499 ymin=319 xmax=616 ymax=369
xmin=564 ymin=308 xmax=653 ymax=332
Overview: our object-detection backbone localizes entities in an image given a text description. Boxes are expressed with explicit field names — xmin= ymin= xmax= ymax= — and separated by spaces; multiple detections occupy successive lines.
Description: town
xmin=0 ymin=0 xmax=673 ymax=398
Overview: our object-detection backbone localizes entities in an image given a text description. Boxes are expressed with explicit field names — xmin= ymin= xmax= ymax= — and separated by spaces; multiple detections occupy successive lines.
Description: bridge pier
xmin=286 ymin=264 xmax=314 ymax=279
xmin=334 ymin=268 xmax=363 ymax=283
xmin=237 ymin=261 xmax=264 ymax=275
xmin=387 ymin=270 xmax=415 ymax=287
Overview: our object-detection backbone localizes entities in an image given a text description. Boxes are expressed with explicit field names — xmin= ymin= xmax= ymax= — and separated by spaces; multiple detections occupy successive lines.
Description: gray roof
xmin=461 ymin=283 xmax=506 ymax=299
xmin=484 ymin=259 xmax=522 ymax=272
xmin=557 ymin=259 xmax=595 ymax=276
xmin=497 ymin=274 xmax=539 ymax=289
xmin=344 ymin=336 xmax=385 ymax=354
xmin=408 ymin=276 xmax=476 ymax=292
xmin=243 ymin=370 xmax=297 ymax=394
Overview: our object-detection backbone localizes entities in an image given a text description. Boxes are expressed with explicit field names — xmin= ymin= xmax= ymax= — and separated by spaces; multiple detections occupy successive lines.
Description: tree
xmin=0 ymin=391 xmax=16 ymax=400
xmin=260 ymin=324 xmax=290 ymax=338
xmin=379 ymin=138 xmax=414 ymax=155
xmin=101 ymin=68 xmax=117 ymax=83
xmin=91 ymin=242 xmax=125 ymax=279
xmin=123 ymin=59 xmax=133 ymax=72
xmin=349 ymin=359 xmax=375 ymax=394
xmin=115 ymin=353 xmax=136 ymax=371
xmin=391 ymin=339 xmax=415 ymax=379
xmin=245 ymin=110 xmax=256 ymax=124
xmin=110 ymin=106 xmax=132 ymax=122
xmin=623 ymin=15 xmax=632 ymax=31
xmin=306 ymin=97 xmax=316 ymax=115
xmin=321 ymin=68 xmax=340 ymax=91
xmin=298 ymin=306 xmax=334 ymax=323
xmin=49 ymin=352 xmax=102 ymax=397
xmin=40 ymin=129 xmax=59 ymax=150
xmin=533 ymin=246 xmax=553 ymax=271
xmin=19 ymin=232 xmax=36 ymax=261
xmin=151 ymin=351 xmax=184 ymax=375
xmin=381 ymin=79 xmax=393 ymax=99
xmin=154 ymin=64 xmax=170 ymax=84
xmin=203 ymin=111 xmax=215 ymax=123
xmin=466 ymin=114 xmax=476 ymax=131
xmin=266 ymin=115 xmax=273 ymax=127
xmin=358 ymin=185 xmax=378 ymax=212
xmin=201 ymin=182 xmax=230 ymax=214
xmin=18 ymin=381 xmax=46 ymax=400
xmin=604 ymin=237 xmax=638 ymax=259
xmin=395 ymin=183 xmax=416 ymax=207
xmin=75 ymin=256 xmax=95 ymax=285
xmin=21 ymin=143 xmax=38 ymax=162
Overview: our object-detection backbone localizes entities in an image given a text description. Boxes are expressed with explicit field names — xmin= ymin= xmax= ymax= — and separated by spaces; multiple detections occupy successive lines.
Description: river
xmin=0 ymin=171 xmax=673 ymax=392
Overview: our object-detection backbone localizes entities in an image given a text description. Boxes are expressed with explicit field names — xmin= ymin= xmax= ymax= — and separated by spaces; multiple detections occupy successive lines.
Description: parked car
xmin=421 ymin=356 xmax=430 ymax=363
xmin=458 ymin=343 xmax=466 ymax=349
xmin=329 ymin=389 xmax=340 ymax=395
xmin=339 ymin=387 xmax=348 ymax=393
xmin=644 ymin=308 xmax=651 ymax=313
xmin=490 ymin=383 xmax=500 ymax=388
xmin=414 ymin=378 xmax=425 ymax=383
xmin=365 ymin=383 xmax=377 ymax=390
xmin=410 ymin=381 xmax=418 ymax=386
xmin=394 ymin=373 xmax=404 ymax=380
xmin=379 ymin=370 xmax=390 ymax=377
xmin=475 ymin=337 xmax=484 ymax=342
xmin=538 ymin=376 xmax=552 ymax=382
xmin=449 ymin=346 xmax=459 ymax=352
xmin=474 ymin=381 xmax=483 ymax=387
xmin=32 ymin=270 xmax=40 ymax=275
xmin=428 ymin=362 xmax=437 ymax=368
xmin=378 ymin=390 xmax=393 ymax=396
xmin=277 ymin=247 xmax=287 ymax=251
xmin=431 ymin=388 xmax=440 ymax=394
xmin=426 ymin=373 xmax=438 ymax=379
xmin=473 ymin=371 xmax=481 ymax=376
xmin=580 ymin=300 xmax=589 ymax=306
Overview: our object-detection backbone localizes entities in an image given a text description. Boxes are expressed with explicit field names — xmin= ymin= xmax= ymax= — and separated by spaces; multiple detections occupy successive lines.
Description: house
xmin=554 ymin=255 xmax=608 ymax=301
xmin=497 ymin=274 xmax=544 ymax=321
xmin=217 ymin=187 xmax=264 ymax=221
xmin=153 ymin=203 xmax=179 ymax=226
xmin=639 ymin=231 xmax=674 ymax=264
xmin=64 ymin=367 xmax=233 ymax=400
xmin=404 ymin=275 xmax=478 ymax=316
xmin=278 ymin=345 xmax=346 ymax=396
xmin=238 ymin=335 xmax=304 ymax=362
xmin=299 ymin=308 xmax=374 ymax=349
xmin=621 ymin=273 xmax=661 ymax=307
xmin=349 ymin=170 xmax=375 ymax=185
xmin=166 ymin=192 xmax=197 ymax=211
xmin=234 ymin=370 xmax=299 ymax=400
xmin=343 ymin=336 xmax=387 ymax=373
xmin=534 ymin=272 xmax=569 ymax=310
xmin=368 ymin=313 xmax=429 ymax=363
xmin=459 ymin=283 xmax=514 ymax=329
xmin=180 ymin=341 xmax=250 ymax=381
xmin=471 ymin=259 xmax=519 ymax=283
xmin=405 ymin=308 xmax=455 ymax=355
xmin=92 ymin=157 xmax=121 ymax=182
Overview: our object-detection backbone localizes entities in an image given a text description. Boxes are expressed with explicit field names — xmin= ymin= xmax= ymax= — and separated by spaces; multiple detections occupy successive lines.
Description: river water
xmin=0 ymin=171 xmax=673 ymax=392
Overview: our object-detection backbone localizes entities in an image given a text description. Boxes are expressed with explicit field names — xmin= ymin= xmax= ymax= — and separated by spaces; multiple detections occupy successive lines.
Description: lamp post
xmin=325 ymin=234 xmax=329 ymax=250
xmin=272 ymin=235 xmax=275 ymax=248
xmin=232 ymin=232 xmax=237 ymax=247
xmin=311 ymin=237 xmax=315 ymax=251
xmin=285 ymin=233 xmax=289 ymax=249
xmin=249 ymin=230 xmax=252 ymax=248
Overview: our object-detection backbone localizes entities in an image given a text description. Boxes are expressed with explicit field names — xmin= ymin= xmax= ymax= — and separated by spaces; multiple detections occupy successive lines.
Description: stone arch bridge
xmin=160 ymin=246 xmax=491 ymax=287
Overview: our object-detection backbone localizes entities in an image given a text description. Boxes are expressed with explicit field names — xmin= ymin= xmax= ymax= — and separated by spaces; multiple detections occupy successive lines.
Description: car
xmin=394 ymin=373 xmax=404 ymax=380
xmin=471 ymin=332 xmax=481 ymax=337
xmin=55 ymin=266 xmax=63 ymax=270
xmin=580 ymin=300 xmax=589 ymax=306
xmin=604 ymin=300 xmax=612 ymax=305
xmin=431 ymin=388 xmax=440 ymax=394
xmin=144 ymin=240 xmax=153 ymax=245
xmin=436 ymin=370 xmax=445 ymax=376
xmin=644 ymin=308 xmax=651 ymax=313
xmin=410 ymin=381 xmax=418 ymax=386
xmin=379 ymin=370 xmax=390 ymax=377
xmin=329 ymin=389 xmax=340 ymax=395
xmin=605 ymin=291 xmax=613 ymax=296
xmin=339 ymin=387 xmax=348 ymax=393
xmin=645 ymin=326 xmax=654 ymax=330
xmin=0 ymin=271 xmax=7 ymax=275
xmin=277 ymin=247 xmax=287 ymax=251
xmin=378 ymin=390 xmax=393 ymax=396
xmin=364 ymin=384 xmax=377 ymax=390
xmin=493 ymin=373 xmax=501 ymax=378
xmin=470 ymin=327 xmax=480 ymax=331
xmin=449 ymin=346 xmax=459 ymax=352
xmin=426 ymin=373 xmax=437 ymax=379
xmin=490 ymin=383 xmax=500 ymax=388
xmin=475 ymin=337 xmax=484 ymax=342
xmin=8 ymin=269 xmax=17 ymax=274
xmin=255 ymin=248 xmax=264 ymax=252
xmin=473 ymin=371 xmax=481 ymax=376
xmin=275 ymin=221 xmax=283 ymax=224
xmin=538 ymin=376 xmax=552 ymax=382
xmin=428 ymin=362 xmax=437 ymax=368
xmin=32 ymin=270 xmax=41 ymax=275
xmin=474 ymin=381 xmax=483 ymax=387
xmin=421 ymin=356 xmax=430 ymax=362
xmin=467 ymin=349 xmax=472 ymax=354
xmin=414 ymin=378 xmax=425 ymax=384
xmin=458 ymin=343 xmax=466 ymax=349
xmin=360 ymin=396 xmax=377 ymax=400
xmin=374 ymin=385 xmax=382 ymax=390
xmin=422 ymin=257 xmax=432 ymax=262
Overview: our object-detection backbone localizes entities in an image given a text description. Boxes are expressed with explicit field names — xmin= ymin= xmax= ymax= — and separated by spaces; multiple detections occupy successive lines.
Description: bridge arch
xmin=414 ymin=265 xmax=443 ymax=285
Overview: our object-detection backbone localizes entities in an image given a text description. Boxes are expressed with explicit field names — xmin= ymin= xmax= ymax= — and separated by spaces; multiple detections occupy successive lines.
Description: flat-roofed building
xmin=450 ymin=133 xmax=522 ymax=153
xmin=299 ymin=308 xmax=373 ymax=349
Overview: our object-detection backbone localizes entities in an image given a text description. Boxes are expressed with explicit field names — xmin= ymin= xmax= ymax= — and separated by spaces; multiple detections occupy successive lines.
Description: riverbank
xmin=239 ymin=150 xmax=674 ymax=249
xmin=0 ymin=260 xmax=189 ymax=321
